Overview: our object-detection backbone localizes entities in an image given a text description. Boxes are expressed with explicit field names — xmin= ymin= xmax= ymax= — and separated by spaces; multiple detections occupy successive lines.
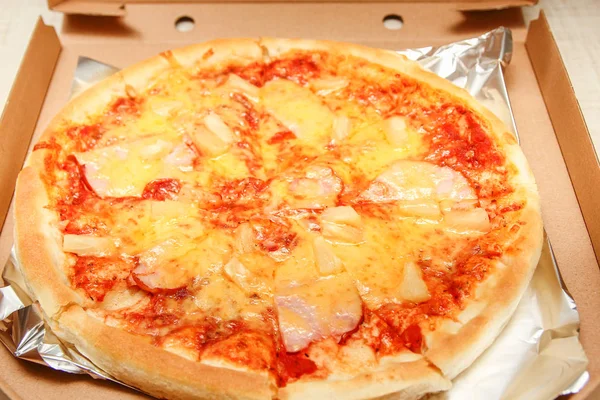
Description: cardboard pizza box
xmin=0 ymin=1 xmax=599 ymax=399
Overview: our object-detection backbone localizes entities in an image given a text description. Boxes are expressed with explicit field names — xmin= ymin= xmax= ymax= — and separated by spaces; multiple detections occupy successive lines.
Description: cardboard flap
xmin=526 ymin=11 xmax=600 ymax=268
xmin=57 ymin=3 xmax=527 ymax=48
xmin=0 ymin=18 xmax=61 ymax=233
xmin=48 ymin=0 xmax=537 ymax=17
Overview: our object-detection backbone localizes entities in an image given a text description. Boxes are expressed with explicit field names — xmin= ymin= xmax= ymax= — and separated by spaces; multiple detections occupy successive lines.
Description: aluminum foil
xmin=0 ymin=28 xmax=589 ymax=399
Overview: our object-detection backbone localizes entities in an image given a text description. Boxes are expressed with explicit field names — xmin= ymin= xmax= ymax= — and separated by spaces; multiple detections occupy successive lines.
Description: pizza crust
xmin=423 ymin=202 xmax=543 ymax=379
xmin=14 ymin=38 xmax=544 ymax=399
xmin=15 ymin=150 xmax=82 ymax=318
xmin=55 ymin=306 xmax=275 ymax=400
xmin=280 ymin=359 xmax=451 ymax=400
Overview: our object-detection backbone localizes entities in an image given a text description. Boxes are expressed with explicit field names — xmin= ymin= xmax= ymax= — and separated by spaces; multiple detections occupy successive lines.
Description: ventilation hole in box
xmin=383 ymin=14 xmax=404 ymax=30
xmin=175 ymin=16 xmax=195 ymax=32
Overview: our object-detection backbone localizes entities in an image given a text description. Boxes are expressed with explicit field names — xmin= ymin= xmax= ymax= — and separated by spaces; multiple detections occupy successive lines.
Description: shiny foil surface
xmin=0 ymin=28 xmax=589 ymax=399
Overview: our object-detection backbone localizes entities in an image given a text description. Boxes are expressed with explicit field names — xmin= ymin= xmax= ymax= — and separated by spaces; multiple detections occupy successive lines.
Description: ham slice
xmin=289 ymin=166 xmax=343 ymax=209
xmin=74 ymin=135 xmax=195 ymax=198
xmin=359 ymin=160 xmax=476 ymax=204
xmin=275 ymin=273 xmax=362 ymax=352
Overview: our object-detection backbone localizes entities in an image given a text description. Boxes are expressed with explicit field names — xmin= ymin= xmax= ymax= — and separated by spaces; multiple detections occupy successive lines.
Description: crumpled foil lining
xmin=0 ymin=27 xmax=589 ymax=399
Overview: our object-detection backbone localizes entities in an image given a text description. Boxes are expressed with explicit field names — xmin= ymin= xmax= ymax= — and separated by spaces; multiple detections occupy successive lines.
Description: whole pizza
xmin=14 ymin=39 xmax=543 ymax=399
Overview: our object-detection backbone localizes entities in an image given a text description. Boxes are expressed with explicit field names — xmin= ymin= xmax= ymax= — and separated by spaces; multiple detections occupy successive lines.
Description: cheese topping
xmin=74 ymin=135 xmax=195 ymax=197
xmin=275 ymin=273 xmax=362 ymax=352
xmin=42 ymin=48 xmax=518 ymax=384
xmin=261 ymin=79 xmax=334 ymax=143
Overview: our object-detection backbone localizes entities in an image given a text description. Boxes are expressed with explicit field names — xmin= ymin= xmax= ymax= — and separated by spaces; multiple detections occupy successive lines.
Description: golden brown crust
xmin=15 ymin=38 xmax=544 ymax=399
xmin=55 ymin=306 xmax=274 ymax=400
xmin=15 ymin=150 xmax=82 ymax=317
xmin=281 ymin=359 xmax=451 ymax=400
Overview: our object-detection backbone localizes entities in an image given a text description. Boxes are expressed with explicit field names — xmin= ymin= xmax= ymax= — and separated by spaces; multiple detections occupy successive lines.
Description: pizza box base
xmin=0 ymin=2 xmax=599 ymax=399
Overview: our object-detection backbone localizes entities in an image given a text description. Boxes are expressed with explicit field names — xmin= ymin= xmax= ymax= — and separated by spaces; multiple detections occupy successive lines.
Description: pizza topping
xmin=398 ymin=262 xmax=431 ymax=303
xmin=422 ymin=104 xmax=504 ymax=171
xmin=396 ymin=199 xmax=441 ymax=219
xmin=142 ymin=179 xmax=182 ymax=201
xmin=443 ymin=208 xmax=491 ymax=234
xmin=31 ymin=47 xmax=537 ymax=392
xmin=234 ymin=223 xmax=256 ymax=254
xmin=263 ymin=55 xmax=321 ymax=85
xmin=289 ymin=166 xmax=343 ymax=209
xmin=204 ymin=112 xmax=235 ymax=143
xmin=164 ymin=144 xmax=196 ymax=170
xmin=63 ymin=234 xmax=115 ymax=257
xmin=332 ymin=115 xmax=351 ymax=143
xmin=275 ymin=273 xmax=362 ymax=352
xmin=101 ymin=288 xmax=149 ymax=311
xmin=320 ymin=206 xmax=364 ymax=245
xmin=65 ymin=124 xmax=104 ymax=152
xmin=186 ymin=112 xmax=236 ymax=157
xmin=149 ymin=99 xmax=184 ymax=117
xmin=267 ymin=130 xmax=296 ymax=145
xmin=225 ymin=74 xmax=260 ymax=103
xmin=223 ymin=257 xmax=269 ymax=296
xmin=71 ymin=256 xmax=133 ymax=302
xmin=310 ymin=77 xmax=349 ymax=96
xmin=312 ymin=236 xmax=344 ymax=275
xmin=131 ymin=239 xmax=192 ymax=293
xmin=254 ymin=218 xmax=297 ymax=261
xmin=261 ymin=79 xmax=333 ymax=142
xmin=359 ymin=160 xmax=476 ymax=204
xmin=277 ymin=350 xmax=318 ymax=383
xmin=73 ymin=136 xmax=194 ymax=198
xmin=383 ymin=116 xmax=410 ymax=146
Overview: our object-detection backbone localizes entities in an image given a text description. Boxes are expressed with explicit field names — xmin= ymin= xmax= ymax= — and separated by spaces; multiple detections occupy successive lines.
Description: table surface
xmin=0 ymin=0 xmax=599 ymax=153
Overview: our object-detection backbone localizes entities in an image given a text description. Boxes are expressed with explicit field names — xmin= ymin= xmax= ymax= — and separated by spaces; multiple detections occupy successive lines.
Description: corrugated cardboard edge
xmin=526 ymin=13 xmax=600 ymax=399
xmin=47 ymin=0 xmax=537 ymax=17
xmin=526 ymin=11 xmax=600 ymax=269
xmin=0 ymin=18 xmax=61 ymax=233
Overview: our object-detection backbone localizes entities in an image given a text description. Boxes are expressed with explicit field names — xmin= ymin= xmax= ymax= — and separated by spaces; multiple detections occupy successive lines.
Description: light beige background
xmin=0 ymin=0 xmax=598 ymax=151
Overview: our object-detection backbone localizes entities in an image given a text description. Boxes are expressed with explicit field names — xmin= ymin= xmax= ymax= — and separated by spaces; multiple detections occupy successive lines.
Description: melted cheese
xmin=58 ymin=59 xmax=502 ymax=368
xmin=261 ymin=80 xmax=334 ymax=143
xmin=275 ymin=273 xmax=362 ymax=352
xmin=74 ymin=135 xmax=195 ymax=197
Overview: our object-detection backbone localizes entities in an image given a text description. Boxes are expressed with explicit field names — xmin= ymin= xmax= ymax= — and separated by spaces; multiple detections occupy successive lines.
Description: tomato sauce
xmin=277 ymin=351 xmax=318 ymax=383
xmin=33 ymin=139 xmax=61 ymax=151
xmin=218 ymin=177 xmax=268 ymax=205
xmin=263 ymin=55 xmax=321 ymax=85
xmin=71 ymin=256 xmax=130 ymax=302
xmin=267 ymin=130 xmax=296 ymax=145
xmin=142 ymin=178 xmax=182 ymax=201
xmin=65 ymin=124 xmax=104 ymax=152
xmin=35 ymin=52 xmax=527 ymax=386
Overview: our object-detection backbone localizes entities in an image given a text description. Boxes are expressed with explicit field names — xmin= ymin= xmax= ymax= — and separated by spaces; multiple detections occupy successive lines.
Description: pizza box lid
xmin=46 ymin=0 xmax=538 ymax=16
xmin=1 ymin=3 xmax=599 ymax=400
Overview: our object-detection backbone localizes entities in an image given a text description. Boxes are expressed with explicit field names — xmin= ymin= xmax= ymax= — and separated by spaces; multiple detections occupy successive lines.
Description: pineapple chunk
xmin=63 ymin=234 xmax=115 ymax=257
xmin=398 ymin=262 xmax=430 ymax=303
xmin=226 ymin=74 xmax=260 ymax=103
xmin=313 ymin=236 xmax=344 ymax=275
xmin=321 ymin=206 xmax=364 ymax=245
xmin=383 ymin=116 xmax=410 ymax=146
xmin=310 ymin=77 xmax=349 ymax=96
xmin=444 ymin=208 xmax=491 ymax=233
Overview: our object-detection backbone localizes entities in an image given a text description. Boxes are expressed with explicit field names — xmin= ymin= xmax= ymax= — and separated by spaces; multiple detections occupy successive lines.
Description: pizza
xmin=14 ymin=38 xmax=543 ymax=400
